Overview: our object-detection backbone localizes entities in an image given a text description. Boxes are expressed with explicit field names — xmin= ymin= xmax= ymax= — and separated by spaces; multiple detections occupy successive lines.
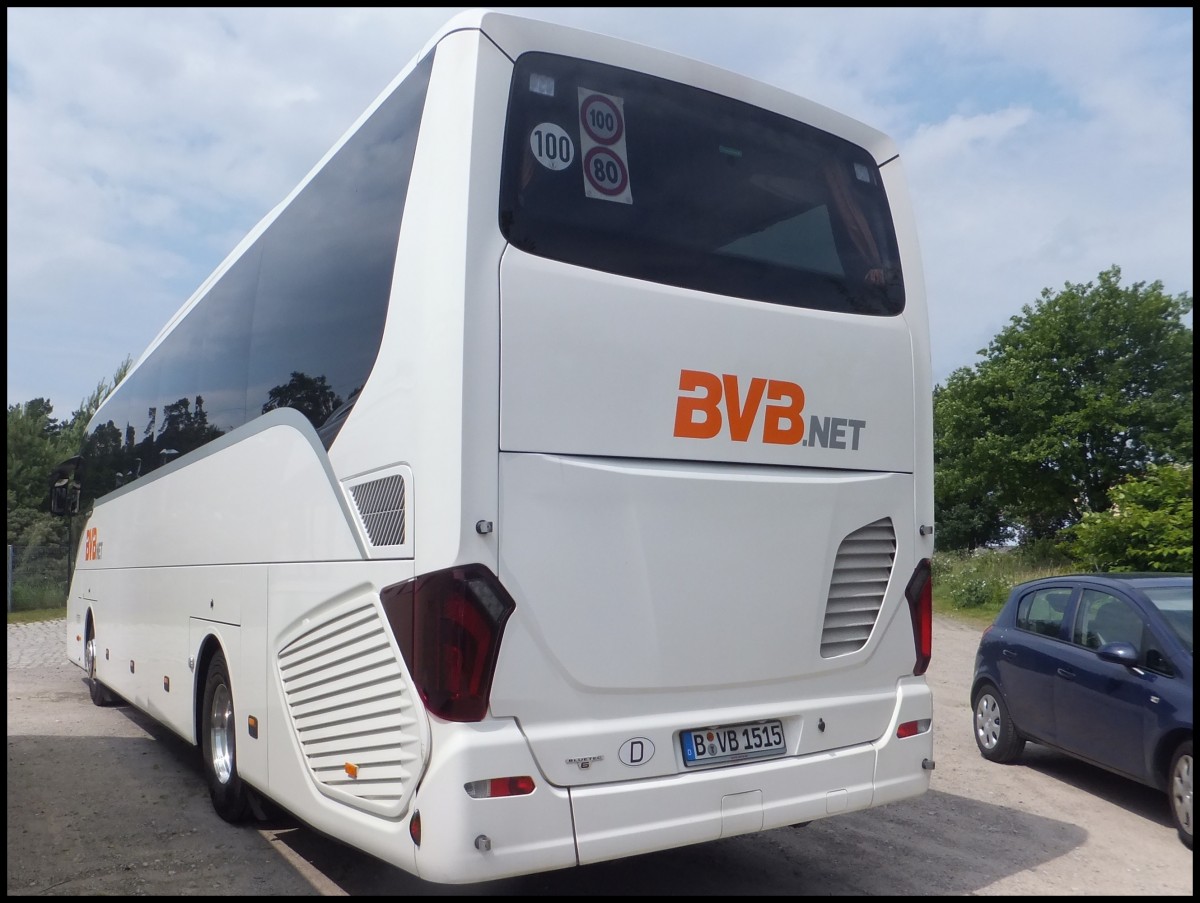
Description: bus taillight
xmin=381 ymin=565 xmax=516 ymax=722
xmin=464 ymin=776 xmax=536 ymax=798
xmin=904 ymin=558 xmax=933 ymax=676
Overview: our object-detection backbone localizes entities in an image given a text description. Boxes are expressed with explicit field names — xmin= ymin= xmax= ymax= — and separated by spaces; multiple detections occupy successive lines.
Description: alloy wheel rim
xmin=210 ymin=683 xmax=234 ymax=784
xmin=1172 ymin=752 xmax=1193 ymax=840
xmin=974 ymin=695 xmax=1000 ymax=750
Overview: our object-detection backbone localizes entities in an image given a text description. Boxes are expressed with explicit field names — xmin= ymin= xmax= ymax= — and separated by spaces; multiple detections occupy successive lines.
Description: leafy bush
xmin=932 ymin=543 xmax=1075 ymax=618
xmin=1064 ymin=464 xmax=1193 ymax=572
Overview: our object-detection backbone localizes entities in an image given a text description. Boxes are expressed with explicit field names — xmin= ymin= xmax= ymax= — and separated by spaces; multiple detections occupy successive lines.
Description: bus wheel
xmin=201 ymin=649 xmax=252 ymax=822
xmin=84 ymin=621 xmax=117 ymax=707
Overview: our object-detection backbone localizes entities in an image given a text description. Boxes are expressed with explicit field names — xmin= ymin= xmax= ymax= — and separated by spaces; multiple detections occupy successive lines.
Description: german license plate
xmin=680 ymin=720 xmax=786 ymax=767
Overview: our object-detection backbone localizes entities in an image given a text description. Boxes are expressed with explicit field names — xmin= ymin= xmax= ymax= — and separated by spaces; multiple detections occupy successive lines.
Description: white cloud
xmin=6 ymin=6 xmax=1193 ymax=416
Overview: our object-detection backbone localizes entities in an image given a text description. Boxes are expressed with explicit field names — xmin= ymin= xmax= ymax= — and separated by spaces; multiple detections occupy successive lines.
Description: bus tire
xmin=201 ymin=649 xmax=252 ymax=823
xmin=84 ymin=620 xmax=118 ymax=707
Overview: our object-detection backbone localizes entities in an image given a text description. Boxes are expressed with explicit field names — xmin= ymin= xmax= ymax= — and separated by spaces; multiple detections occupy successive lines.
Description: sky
xmin=6 ymin=7 xmax=1194 ymax=420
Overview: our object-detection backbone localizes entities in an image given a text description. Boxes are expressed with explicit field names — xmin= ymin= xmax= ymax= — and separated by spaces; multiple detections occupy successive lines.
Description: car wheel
xmin=84 ymin=620 xmax=118 ymax=707
xmin=201 ymin=649 xmax=252 ymax=823
xmin=972 ymin=683 xmax=1025 ymax=763
xmin=1168 ymin=739 xmax=1193 ymax=850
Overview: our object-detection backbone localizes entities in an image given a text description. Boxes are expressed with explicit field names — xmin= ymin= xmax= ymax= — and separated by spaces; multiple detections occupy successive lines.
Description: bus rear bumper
xmin=572 ymin=679 xmax=932 ymax=864
xmin=410 ymin=681 xmax=931 ymax=881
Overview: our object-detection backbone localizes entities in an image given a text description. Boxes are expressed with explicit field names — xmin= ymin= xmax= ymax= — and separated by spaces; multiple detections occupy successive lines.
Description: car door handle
xmin=1002 ymin=649 xmax=1018 ymax=659
xmin=1057 ymin=667 xmax=1076 ymax=680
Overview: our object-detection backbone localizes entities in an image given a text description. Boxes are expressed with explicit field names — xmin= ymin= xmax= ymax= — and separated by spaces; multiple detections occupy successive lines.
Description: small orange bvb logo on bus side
xmin=673 ymin=368 xmax=806 ymax=445
xmin=84 ymin=527 xmax=102 ymax=561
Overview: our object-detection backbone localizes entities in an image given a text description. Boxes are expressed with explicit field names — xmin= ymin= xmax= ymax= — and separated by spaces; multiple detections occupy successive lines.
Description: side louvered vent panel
xmin=277 ymin=601 xmax=421 ymax=816
xmin=821 ymin=518 xmax=896 ymax=658
xmin=350 ymin=474 xmax=406 ymax=547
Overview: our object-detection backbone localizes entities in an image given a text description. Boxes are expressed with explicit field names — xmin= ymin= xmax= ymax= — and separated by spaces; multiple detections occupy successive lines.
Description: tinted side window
xmin=1016 ymin=587 xmax=1072 ymax=638
xmin=1073 ymin=589 xmax=1144 ymax=650
xmin=247 ymin=53 xmax=432 ymax=427
xmin=79 ymin=53 xmax=434 ymax=505
xmin=1142 ymin=632 xmax=1177 ymax=677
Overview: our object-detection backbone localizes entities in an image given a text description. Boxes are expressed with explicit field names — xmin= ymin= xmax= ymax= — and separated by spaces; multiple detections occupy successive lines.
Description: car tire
xmin=1168 ymin=739 xmax=1193 ymax=850
xmin=201 ymin=649 xmax=252 ymax=823
xmin=972 ymin=682 xmax=1025 ymax=764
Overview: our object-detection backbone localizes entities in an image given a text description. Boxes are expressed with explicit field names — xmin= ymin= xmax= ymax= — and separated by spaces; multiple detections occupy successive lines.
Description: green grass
xmin=9 ymin=579 xmax=68 ymax=613
xmin=7 ymin=605 xmax=67 ymax=624
xmin=7 ymin=581 xmax=68 ymax=623
xmin=931 ymin=543 xmax=1078 ymax=627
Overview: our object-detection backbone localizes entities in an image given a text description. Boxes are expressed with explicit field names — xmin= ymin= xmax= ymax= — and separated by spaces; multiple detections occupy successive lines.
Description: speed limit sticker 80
xmin=578 ymin=88 xmax=633 ymax=204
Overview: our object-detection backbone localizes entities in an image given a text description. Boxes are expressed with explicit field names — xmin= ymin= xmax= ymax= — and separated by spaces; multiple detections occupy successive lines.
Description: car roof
xmin=1014 ymin=573 xmax=1192 ymax=591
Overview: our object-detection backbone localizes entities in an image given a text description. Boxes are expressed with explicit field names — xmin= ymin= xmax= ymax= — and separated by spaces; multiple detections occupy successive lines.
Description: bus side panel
xmin=65 ymin=411 xmax=362 ymax=742
xmin=84 ymin=568 xmax=264 ymax=747
xmin=71 ymin=410 xmax=362 ymax=572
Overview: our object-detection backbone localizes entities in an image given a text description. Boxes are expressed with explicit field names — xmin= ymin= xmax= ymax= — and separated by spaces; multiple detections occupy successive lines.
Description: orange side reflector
xmin=345 ymin=762 xmax=359 ymax=779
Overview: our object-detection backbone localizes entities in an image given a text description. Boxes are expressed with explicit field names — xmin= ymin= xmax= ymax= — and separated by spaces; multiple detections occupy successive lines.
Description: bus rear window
xmin=499 ymin=52 xmax=904 ymax=316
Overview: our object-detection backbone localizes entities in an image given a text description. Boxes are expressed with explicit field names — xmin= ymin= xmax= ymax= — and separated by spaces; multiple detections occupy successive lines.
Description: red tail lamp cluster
xmin=904 ymin=558 xmax=932 ymax=676
xmin=381 ymin=564 xmax=516 ymax=722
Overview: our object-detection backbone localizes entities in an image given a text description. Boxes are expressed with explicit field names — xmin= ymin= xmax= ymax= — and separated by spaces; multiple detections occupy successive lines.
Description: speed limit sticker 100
xmin=578 ymin=88 xmax=632 ymax=204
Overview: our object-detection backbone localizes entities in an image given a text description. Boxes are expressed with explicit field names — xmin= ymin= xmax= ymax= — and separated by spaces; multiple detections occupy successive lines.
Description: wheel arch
xmin=1154 ymin=729 xmax=1193 ymax=791
xmin=193 ymin=633 xmax=226 ymax=746
xmin=970 ymin=674 xmax=1003 ymax=708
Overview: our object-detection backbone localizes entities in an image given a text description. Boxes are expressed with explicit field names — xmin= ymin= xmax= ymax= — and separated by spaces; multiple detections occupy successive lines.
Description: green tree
xmin=262 ymin=371 xmax=344 ymax=429
xmin=60 ymin=356 xmax=133 ymax=458
xmin=1064 ymin=464 xmax=1192 ymax=572
xmin=7 ymin=399 xmax=66 ymax=519
xmin=933 ymin=384 xmax=1010 ymax=550
xmin=6 ymin=358 xmax=133 ymax=596
xmin=7 ymin=399 xmax=74 ymax=597
xmin=934 ymin=266 xmax=1192 ymax=547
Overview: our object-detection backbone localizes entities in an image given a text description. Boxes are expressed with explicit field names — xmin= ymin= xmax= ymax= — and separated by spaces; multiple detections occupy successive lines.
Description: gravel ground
xmin=7 ymin=614 xmax=1194 ymax=895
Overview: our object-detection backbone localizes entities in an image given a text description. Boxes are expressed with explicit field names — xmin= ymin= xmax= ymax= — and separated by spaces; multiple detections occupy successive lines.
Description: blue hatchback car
xmin=970 ymin=573 xmax=1193 ymax=849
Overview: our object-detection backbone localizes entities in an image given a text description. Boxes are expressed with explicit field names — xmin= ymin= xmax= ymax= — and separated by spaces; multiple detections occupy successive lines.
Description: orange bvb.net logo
xmin=673 ymin=369 xmax=805 ymax=445
xmin=85 ymin=527 xmax=101 ymax=561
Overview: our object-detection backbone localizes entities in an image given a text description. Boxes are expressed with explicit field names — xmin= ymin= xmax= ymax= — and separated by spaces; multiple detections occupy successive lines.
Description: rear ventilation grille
xmin=820 ymin=518 xmax=896 ymax=658
xmin=350 ymin=474 xmax=406 ymax=547
xmin=277 ymin=599 xmax=423 ymax=817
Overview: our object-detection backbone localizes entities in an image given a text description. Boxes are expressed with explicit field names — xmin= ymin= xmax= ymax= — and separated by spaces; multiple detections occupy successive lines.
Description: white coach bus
xmin=61 ymin=8 xmax=935 ymax=884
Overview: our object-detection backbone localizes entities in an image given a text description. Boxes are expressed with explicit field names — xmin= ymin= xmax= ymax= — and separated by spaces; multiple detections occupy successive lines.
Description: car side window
xmin=1072 ymin=589 xmax=1144 ymax=651
xmin=1142 ymin=633 xmax=1177 ymax=677
xmin=1016 ymin=587 xmax=1072 ymax=638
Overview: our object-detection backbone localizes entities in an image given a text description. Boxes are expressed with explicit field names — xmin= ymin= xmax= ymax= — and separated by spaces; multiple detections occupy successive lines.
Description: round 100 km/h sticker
xmin=530 ymin=122 xmax=574 ymax=171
